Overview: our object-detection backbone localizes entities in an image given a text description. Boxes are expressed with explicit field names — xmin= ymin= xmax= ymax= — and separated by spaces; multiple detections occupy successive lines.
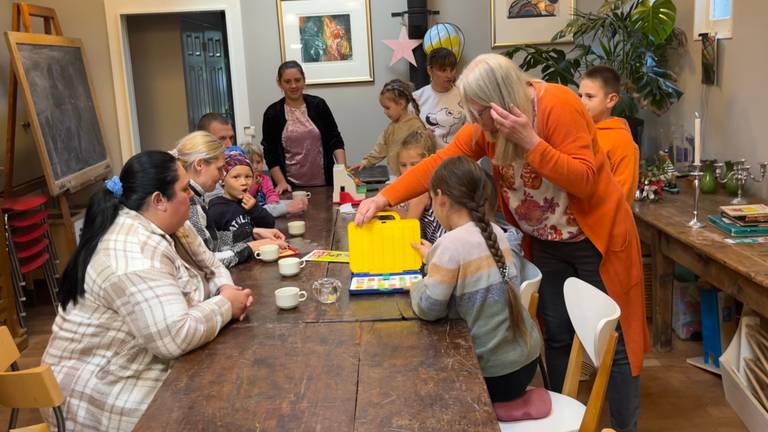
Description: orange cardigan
xmin=596 ymin=117 xmax=640 ymax=204
xmin=382 ymin=81 xmax=649 ymax=376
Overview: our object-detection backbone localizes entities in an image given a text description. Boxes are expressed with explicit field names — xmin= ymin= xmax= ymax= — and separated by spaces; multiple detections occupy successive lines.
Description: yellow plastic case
xmin=347 ymin=212 xmax=422 ymax=275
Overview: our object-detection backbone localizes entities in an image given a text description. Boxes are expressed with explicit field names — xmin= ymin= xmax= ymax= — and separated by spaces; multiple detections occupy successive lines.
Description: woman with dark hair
xmin=42 ymin=151 xmax=253 ymax=431
xmin=262 ymin=60 xmax=347 ymax=194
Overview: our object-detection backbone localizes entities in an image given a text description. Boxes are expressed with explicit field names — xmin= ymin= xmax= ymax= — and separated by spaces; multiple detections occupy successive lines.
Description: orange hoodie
xmin=381 ymin=81 xmax=649 ymax=376
xmin=596 ymin=117 xmax=640 ymax=204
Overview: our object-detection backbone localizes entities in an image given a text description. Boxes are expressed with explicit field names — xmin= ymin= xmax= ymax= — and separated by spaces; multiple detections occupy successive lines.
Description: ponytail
xmin=60 ymin=151 xmax=180 ymax=310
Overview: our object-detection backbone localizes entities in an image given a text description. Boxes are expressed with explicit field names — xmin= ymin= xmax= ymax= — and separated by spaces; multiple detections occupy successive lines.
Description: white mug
xmin=278 ymin=257 xmax=306 ymax=277
xmin=274 ymin=286 xmax=307 ymax=309
xmin=292 ymin=191 xmax=312 ymax=200
xmin=255 ymin=244 xmax=279 ymax=262
xmin=287 ymin=221 xmax=306 ymax=236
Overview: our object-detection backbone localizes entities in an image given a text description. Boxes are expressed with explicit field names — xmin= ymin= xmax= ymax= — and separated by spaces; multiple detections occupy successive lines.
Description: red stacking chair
xmin=0 ymin=194 xmax=60 ymax=327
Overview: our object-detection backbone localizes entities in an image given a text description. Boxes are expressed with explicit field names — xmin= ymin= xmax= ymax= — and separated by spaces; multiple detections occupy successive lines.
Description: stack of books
xmin=708 ymin=204 xmax=768 ymax=236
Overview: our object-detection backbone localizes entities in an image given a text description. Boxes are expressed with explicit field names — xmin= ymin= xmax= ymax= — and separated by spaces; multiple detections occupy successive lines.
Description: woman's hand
xmin=489 ymin=103 xmax=540 ymax=151
xmin=241 ymin=192 xmax=257 ymax=210
xmin=285 ymin=197 xmax=308 ymax=214
xmin=252 ymin=228 xmax=286 ymax=242
xmin=219 ymin=284 xmax=254 ymax=321
xmin=411 ymin=239 xmax=433 ymax=262
xmin=353 ymin=194 xmax=390 ymax=226
xmin=275 ymin=182 xmax=293 ymax=194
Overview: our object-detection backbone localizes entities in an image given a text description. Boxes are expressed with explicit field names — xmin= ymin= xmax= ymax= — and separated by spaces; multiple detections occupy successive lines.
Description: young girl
xmin=352 ymin=79 xmax=428 ymax=176
xmin=393 ymin=130 xmax=444 ymax=244
xmin=241 ymin=144 xmax=307 ymax=217
xmin=208 ymin=151 xmax=284 ymax=243
xmin=410 ymin=156 xmax=541 ymax=403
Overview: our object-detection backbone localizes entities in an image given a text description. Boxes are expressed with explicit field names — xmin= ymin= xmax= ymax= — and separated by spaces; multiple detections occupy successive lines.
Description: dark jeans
xmin=533 ymin=237 xmax=640 ymax=432
xmin=484 ymin=357 xmax=540 ymax=403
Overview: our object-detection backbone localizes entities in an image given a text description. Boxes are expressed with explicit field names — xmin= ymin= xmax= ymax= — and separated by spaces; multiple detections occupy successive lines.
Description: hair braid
xmin=430 ymin=156 xmax=529 ymax=341
xmin=381 ymin=79 xmax=420 ymax=116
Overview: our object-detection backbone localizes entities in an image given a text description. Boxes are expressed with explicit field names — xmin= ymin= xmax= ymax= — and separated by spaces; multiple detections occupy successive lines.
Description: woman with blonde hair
xmin=175 ymin=131 xmax=286 ymax=268
xmin=356 ymin=53 xmax=646 ymax=432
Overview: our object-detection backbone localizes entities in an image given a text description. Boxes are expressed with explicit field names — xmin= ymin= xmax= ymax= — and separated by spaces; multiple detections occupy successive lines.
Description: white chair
xmin=499 ymin=277 xmax=621 ymax=432
xmin=518 ymin=257 xmax=542 ymax=317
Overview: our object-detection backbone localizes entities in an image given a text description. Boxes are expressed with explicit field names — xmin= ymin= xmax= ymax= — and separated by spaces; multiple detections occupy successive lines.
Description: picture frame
xmin=276 ymin=0 xmax=373 ymax=85
xmin=491 ymin=0 xmax=575 ymax=48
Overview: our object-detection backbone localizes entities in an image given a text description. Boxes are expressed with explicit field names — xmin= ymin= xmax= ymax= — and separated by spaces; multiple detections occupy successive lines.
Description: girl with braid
xmin=409 ymin=155 xmax=541 ymax=403
xmin=352 ymin=79 xmax=430 ymax=175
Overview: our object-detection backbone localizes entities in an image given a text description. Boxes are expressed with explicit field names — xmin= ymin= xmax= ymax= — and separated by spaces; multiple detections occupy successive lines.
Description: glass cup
xmin=312 ymin=278 xmax=341 ymax=304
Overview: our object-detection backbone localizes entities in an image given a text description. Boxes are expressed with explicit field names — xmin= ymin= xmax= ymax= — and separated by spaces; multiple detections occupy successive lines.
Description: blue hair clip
xmin=225 ymin=145 xmax=247 ymax=155
xmin=105 ymin=176 xmax=123 ymax=199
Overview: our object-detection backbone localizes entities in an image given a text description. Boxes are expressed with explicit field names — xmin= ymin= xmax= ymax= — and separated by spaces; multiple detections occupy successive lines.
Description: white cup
xmin=278 ymin=257 xmax=306 ymax=277
xmin=292 ymin=191 xmax=312 ymax=200
xmin=274 ymin=286 xmax=307 ymax=309
xmin=255 ymin=244 xmax=280 ymax=262
xmin=287 ymin=221 xmax=306 ymax=236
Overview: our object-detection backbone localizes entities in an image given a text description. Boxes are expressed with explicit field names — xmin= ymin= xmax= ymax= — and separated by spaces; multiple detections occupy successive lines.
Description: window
xmin=694 ymin=0 xmax=733 ymax=39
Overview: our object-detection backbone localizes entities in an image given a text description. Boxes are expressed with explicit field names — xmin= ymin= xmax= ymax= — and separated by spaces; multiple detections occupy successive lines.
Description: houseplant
xmin=505 ymin=0 xmax=686 ymax=140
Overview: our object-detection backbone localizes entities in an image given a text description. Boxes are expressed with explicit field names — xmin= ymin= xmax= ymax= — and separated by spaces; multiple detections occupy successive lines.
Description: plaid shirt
xmin=42 ymin=208 xmax=233 ymax=431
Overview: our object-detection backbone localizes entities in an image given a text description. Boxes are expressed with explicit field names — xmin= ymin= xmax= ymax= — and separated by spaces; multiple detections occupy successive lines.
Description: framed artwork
xmin=491 ymin=0 xmax=575 ymax=48
xmin=276 ymin=0 xmax=373 ymax=85
xmin=700 ymin=32 xmax=718 ymax=85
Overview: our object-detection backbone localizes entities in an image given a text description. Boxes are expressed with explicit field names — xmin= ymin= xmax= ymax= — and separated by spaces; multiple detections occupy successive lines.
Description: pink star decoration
xmin=383 ymin=26 xmax=422 ymax=66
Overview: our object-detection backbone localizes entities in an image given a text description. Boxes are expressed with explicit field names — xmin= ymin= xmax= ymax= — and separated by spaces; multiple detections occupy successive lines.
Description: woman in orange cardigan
xmin=355 ymin=54 xmax=648 ymax=432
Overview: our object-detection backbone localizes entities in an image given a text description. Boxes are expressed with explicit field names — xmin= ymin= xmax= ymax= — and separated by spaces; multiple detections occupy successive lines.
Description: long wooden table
xmin=135 ymin=187 xmax=497 ymax=431
xmin=633 ymin=182 xmax=768 ymax=352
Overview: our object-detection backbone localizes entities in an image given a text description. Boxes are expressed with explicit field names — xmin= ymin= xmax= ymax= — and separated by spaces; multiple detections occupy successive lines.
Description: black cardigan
xmin=261 ymin=94 xmax=345 ymax=186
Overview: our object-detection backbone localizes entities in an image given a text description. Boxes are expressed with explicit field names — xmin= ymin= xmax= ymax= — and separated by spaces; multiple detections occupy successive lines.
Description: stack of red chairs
xmin=0 ymin=193 xmax=60 ymax=327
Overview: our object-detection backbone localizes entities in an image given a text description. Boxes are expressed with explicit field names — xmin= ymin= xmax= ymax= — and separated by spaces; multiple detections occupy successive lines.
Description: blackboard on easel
xmin=5 ymin=31 xmax=110 ymax=196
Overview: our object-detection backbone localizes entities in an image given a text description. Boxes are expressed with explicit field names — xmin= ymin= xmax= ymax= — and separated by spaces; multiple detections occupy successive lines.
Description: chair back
xmin=0 ymin=365 xmax=65 ymax=409
xmin=563 ymin=277 xmax=620 ymax=369
xmin=0 ymin=326 xmax=21 ymax=371
xmin=518 ymin=258 xmax=542 ymax=311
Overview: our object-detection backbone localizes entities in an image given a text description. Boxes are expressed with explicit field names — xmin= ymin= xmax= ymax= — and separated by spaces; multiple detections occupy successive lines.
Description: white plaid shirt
xmin=42 ymin=208 xmax=233 ymax=431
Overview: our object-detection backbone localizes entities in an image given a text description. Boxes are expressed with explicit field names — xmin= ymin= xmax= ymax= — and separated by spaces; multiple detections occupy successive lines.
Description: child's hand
xmin=350 ymin=162 xmax=366 ymax=172
xmin=411 ymin=239 xmax=433 ymax=262
xmin=286 ymin=197 xmax=308 ymax=214
xmin=241 ymin=192 xmax=257 ymax=210
xmin=253 ymin=227 xmax=286 ymax=242
xmin=249 ymin=238 xmax=288 ymax=251
xmin=218 ymin=284 xmax=254 ymax=321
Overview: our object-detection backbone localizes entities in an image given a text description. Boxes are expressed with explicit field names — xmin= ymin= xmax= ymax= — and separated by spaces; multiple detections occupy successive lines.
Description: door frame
xmin=104 ymin=0 xmax=250 ymax=163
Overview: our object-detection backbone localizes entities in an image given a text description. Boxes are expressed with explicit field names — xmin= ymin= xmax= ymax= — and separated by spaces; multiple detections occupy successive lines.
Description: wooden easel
xmin=0 ymin=3 xmax=71 ymax=348
xmin=3 ymin=2 xmax=75 ymax=249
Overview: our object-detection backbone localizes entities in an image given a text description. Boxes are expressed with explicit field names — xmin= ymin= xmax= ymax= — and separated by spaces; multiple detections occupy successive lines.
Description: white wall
xmin=651 ymin=0 xmax=768 ymax=199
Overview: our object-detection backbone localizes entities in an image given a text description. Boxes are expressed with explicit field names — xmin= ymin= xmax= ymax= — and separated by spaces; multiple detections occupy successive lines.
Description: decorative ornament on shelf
xmin=383 ymin=25 xmax=422 ymax=66
xmin=423 ymin=22 xmax=465 ymax=61
xmin=637 ymin=151 xmax=677 ymax=201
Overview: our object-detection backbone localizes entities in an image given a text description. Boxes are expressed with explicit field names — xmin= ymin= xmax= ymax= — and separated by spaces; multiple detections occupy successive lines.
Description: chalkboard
xmin=6 ymin=32 xmax=110 ymax=195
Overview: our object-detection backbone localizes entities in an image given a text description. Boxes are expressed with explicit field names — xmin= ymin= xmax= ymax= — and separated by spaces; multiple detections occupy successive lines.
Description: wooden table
xmin=135 ymin=187 xmax=497 ymax=431
xmin=633 ymin=182 xmax=768 ymax=352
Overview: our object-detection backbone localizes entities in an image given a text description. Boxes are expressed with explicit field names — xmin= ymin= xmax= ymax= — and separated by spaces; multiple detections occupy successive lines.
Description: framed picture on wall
xmin=491 ymin=0 xmax=575 ymax=48
xmin=276 ymin=0 xmax=373 ymax=85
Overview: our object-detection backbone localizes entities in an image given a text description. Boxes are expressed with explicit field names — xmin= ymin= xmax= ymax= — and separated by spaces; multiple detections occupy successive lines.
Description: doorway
xmin=125 ymin=12 xmax=234 ymax=152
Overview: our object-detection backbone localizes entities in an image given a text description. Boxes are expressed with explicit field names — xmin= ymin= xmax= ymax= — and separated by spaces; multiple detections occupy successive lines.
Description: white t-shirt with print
xmin=413 ymin=85 xmax=466 ymax=148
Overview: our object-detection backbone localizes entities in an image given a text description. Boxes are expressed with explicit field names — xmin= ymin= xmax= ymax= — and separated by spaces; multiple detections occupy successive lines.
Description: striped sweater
xmin=410 ymin=221 xmax=541 ymax=377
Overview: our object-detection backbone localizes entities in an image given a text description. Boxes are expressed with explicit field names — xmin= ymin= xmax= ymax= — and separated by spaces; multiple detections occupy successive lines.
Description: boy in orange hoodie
xmin=578 ymin=66 xmax=640 ymax=204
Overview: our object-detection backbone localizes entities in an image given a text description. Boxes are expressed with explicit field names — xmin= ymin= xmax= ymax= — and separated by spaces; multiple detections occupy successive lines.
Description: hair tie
xmin=105 ymin=176 xmax=123 ymax=199
xmin=168 ymin=148 xmax=179 ymax=158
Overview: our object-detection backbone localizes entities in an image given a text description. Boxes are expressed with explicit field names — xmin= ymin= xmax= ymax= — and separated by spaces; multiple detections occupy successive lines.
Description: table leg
xmin=651 ymin=231 xmax=674 ymax=352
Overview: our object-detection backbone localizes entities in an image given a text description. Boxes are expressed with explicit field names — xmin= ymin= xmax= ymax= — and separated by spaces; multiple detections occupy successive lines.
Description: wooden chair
xmin=499 ymin=277 xmax=621 ymax=432
xmin=0 ymin=326 xmax=65 ymax=432
xmin=518 ymin=257 xmax=549 ymax=389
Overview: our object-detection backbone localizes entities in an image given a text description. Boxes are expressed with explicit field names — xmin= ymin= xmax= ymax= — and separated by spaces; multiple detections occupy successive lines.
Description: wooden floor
xmin=1 ymin=309 xmax=748 ymax=431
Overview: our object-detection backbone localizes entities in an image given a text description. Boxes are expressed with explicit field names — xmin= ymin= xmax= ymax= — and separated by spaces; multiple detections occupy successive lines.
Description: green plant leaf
xmin=632 ymin=0 xmax=676 ymax=43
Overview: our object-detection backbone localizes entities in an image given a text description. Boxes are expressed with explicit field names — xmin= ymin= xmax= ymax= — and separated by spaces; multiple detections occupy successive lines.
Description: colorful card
xmin=279 ymin=246 xmax=300 ymax=258
xmin=302 ymin=249 xmax=350 ymax=263
xmin=349 ymin=272 xmax=423 ymax=294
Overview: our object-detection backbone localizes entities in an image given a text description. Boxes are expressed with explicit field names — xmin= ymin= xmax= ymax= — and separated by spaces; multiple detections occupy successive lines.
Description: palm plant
xmin=505 ymin=0 xmax=686 ymax=117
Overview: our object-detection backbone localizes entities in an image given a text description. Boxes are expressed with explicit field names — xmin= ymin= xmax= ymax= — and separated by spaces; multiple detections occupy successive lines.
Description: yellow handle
xmin=374 ymin=211 xmax=401 ymax=221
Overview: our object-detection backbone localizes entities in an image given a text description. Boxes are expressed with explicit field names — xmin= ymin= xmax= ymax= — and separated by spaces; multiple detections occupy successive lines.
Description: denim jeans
xmin=532 ymin=237 xmax=640 ymax=432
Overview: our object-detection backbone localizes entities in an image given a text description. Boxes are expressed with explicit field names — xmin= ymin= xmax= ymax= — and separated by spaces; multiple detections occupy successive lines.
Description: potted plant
xmin=505 ymin=0 xmax=687 ymax=143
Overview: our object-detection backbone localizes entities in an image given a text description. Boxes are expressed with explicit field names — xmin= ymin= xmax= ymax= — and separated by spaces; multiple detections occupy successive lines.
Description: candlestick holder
xmin=688 ymin=163 xmax=705 ymax=229
xmin=714 ymin=159 xmax=768 ymax=205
